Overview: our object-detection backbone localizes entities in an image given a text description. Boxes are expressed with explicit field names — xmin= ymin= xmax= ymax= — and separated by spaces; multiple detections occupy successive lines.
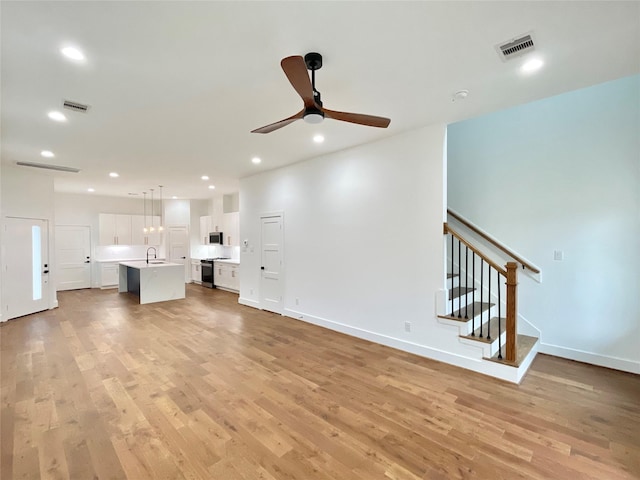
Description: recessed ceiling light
xmin=252 ymin=157 xmax=262 ymax=164
xmin=521 ymin=58 xmax=544 ymax=73
xmin=172 ymin=196 xmax=177 ymax=199
xmin=48 ymin=111 xmax=67 ymax=122
xmin=201 ymin=175 xmax=209 ymax=180
xmin=87 ymin=188 xmax=95 ymax=192
xmin=61 ymin=46 xmax=85 ymax=61
xmin=452 ymin=90 xmax=469 ymax=102
xmin=109 ymin=172 xmax=119 ymax=178
xmin=40 ymin=150 xmax=54 ymax=158
xmin=313 ymin=134 xmax=325 ymax=144
xmin=208 ymin=185 xmax=216 ymax=190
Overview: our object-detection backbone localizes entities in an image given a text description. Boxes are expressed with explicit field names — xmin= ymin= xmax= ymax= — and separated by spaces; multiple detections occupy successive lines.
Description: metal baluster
xmin=471 ymin=252 xmax=476 ymax=336
xmin=464 ymin=246 xmax=469 ymax=319
xmin=479 ymin=260 xmax=484 ymax=338
xmin=498 ymin=270 xmax=503 ymax=359
xmin=457 ymin=238 xmax=461 ymax=318
xmin=487 ymin=265 xmax=492 ymax=340
xmin=450 ymin=234 xmax=454 ymax=315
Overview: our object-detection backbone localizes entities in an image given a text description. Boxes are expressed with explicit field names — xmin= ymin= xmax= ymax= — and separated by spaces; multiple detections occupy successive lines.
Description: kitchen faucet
xmin=146 ymin=247 xmax=157 ymax=264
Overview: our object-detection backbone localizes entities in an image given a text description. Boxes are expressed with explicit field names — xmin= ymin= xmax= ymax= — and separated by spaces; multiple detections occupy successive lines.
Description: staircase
xmin=439 ymin=213 xmax=539 ymax=383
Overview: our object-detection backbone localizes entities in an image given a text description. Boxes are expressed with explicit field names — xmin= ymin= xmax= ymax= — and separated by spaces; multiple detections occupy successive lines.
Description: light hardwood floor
xmin=1 ymin=285 xmax=639 ymax=479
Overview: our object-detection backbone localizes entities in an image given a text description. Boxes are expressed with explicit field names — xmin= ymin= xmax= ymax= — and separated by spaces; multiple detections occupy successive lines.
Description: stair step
xmin=460 ymin=317 xmax=505 ymax=344
xmin=438 ymin=301 xmax=494 ymax=323
xmin=448 ymin=286 xmax=475 ymax=300
xmin=447 ymin=273 xmax=458 ymax=279
xmin=485 ymin=334 xmax=538 ymax=367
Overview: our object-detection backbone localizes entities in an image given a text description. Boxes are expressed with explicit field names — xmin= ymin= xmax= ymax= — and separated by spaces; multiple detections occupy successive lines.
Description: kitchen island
xmin=118 ymin=261 xmax=185 ymax=304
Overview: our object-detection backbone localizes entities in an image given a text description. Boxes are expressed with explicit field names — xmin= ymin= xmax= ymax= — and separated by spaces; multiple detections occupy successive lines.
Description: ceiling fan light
xmin=304 ymin=112 xmax=324 ymax=124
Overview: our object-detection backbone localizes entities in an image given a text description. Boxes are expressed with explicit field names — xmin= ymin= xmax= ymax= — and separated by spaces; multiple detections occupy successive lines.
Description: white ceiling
xmin=2 ymin=1 xmax=639 ymax=200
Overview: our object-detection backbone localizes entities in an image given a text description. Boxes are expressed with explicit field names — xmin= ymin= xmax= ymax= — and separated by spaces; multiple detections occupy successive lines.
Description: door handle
xmin=181 ymin=256 xmax=186 ymax=259
xmin=261 ymin=266 xmax=265 ymax=270
xmin=43 ymin=270 xmax=49 ymax=274
xmin=84 ymin=261 xmax=90 ymax=264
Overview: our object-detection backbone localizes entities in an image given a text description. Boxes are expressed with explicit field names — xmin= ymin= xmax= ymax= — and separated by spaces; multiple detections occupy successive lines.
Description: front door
xmin=260 ymin=214 xmax=283 ymax=314
xmin=167 ymin=226 xmax=189 ymax=282
xmin=55 ymin=225 xmax=91 ymax=291
xmin=3 ymin=217 xmax=50 ymax=320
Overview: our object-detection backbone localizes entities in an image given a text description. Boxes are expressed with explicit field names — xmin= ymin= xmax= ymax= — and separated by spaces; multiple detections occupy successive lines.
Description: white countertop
xmin=191 ymin=258 xmax=240 ymax=265
xmin=214 ymin=259 xmax=240 ymax=265
xmin=119 ymin=260 xmax=182 ymax=269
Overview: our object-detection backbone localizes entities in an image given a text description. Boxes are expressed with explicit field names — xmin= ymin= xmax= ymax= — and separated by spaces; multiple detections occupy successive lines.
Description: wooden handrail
xmin=447 ymin=209 xmax=540 ymax=274
xmin=445 ymin=224 xmax=507 ymax=276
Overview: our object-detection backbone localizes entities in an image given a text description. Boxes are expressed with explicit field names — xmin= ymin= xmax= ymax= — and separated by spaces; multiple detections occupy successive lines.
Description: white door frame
xmin=55 ymin=224 xmax=92 ymax=291
xmin=2 ymin=216 xmax=53 ymax=320
xmin=259 ymin=212 xmax=284 ymax=314
xmin=167 ymin=225 xmax=190 ymax=282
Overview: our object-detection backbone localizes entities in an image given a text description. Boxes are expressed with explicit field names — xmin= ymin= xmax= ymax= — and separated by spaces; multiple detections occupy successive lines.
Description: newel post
xmin=505 ymin=262 xmax=518 ymax=363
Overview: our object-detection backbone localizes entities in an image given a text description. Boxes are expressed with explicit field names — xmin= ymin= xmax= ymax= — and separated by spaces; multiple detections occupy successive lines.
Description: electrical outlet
xmin=250 ymin=289 xmax=254 ymax=295
xmin=404 ymin=321 xmax=411 ymax=332
xmin=295 ymin=298 xmax=299 ymax=305
xmin=554 ymin=250 xmax=564 ymax=261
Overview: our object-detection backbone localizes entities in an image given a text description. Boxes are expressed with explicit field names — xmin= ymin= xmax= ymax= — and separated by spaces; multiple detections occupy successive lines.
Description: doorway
xmin=55 ymin=225 xmax=91 ymax=291
xmin=3 ymin=217 xmax=51 ymax=320
xmin=260 ymin=213 xmax=283 ymax=314
xmin=167 ymin=226 xmax=190 ymax=282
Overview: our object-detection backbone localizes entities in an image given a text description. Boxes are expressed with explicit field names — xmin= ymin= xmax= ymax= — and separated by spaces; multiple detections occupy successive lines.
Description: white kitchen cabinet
xmin=131 ymin=215 xmax=161 ymax=245
xmin=229 ymin=264 xmax=239 ymax=291
xmin=100 ymin=262 xmax=120 ymax=288
xmin=221 ymin=212 xmax=240 ymax=246
xmin=214 ymin=261 xmax=239 ymax=292
xmin=191 ymin=260 xmax=201 ymax=284
xmin=200 ymin=216 xmax=213 ymax=245
xmin=99 ymin=214 xmax=132 ymax=245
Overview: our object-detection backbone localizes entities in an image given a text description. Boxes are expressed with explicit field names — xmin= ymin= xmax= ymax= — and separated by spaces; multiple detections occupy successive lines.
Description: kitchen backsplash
xmin=95 ymin=245 xmax=166 ymax=261
xmin=190 ymin=244 xmax=240 ymax=260
xmin=96 ymin=244 xmax=239 ymax=262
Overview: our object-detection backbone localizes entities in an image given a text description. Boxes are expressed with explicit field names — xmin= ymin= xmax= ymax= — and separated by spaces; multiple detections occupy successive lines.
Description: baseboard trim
xmin=283 ymin=307 xmax=523 ymax=383
xmin=238 ymin=297 xmax=260 ymax=308
xmin=539 ymin=342 xmax=640 ymax=375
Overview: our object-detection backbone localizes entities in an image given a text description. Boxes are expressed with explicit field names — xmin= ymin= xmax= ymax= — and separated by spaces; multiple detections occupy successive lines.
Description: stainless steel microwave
xmin=209 ymin=232 xmax=223 ymax=244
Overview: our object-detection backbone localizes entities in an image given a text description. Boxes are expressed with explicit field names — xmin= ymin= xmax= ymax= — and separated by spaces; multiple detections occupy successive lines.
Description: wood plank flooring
xmin=1 ymin=285 xmax=639 ymax=479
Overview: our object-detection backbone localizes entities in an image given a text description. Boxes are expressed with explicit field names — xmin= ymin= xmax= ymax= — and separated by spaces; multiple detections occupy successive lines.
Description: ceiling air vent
xmin=496 ymin=33 xmax=536 ymax=61
xmin=16 ymin=161 xmax=80 ymax=173
xmin=63 ymin=99 xmax=90 ymax=113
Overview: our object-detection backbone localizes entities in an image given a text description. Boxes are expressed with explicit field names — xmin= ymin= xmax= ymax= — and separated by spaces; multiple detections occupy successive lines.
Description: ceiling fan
xmin=251 ymin=52 xmax=391 ymax=134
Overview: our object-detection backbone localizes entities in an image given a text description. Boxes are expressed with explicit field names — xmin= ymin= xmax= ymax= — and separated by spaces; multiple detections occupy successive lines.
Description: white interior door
xmin=55 ymin=225 xmax=91 ymax=291
xmin=167 ymin=226 xmax=189 ymax=282
xmin=260 ymin=214 xmax=283 ymax=314
xmin=3 ymin=217 xmax=50 ymax=320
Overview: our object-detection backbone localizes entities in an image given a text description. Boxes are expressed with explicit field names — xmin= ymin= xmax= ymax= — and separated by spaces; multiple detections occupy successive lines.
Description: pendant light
xmin=158 ymin=185 xmax=164 ymax=232
xmin=142 ymin=191 xmax=148 ymax=233
xmin=149 ymin=188 xmax=155 ymax=232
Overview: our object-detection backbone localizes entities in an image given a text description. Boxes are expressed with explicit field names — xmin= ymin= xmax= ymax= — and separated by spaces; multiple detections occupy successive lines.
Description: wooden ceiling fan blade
xmin=251 ymin=110 xmax=305 ymax=134
xmin=323 ymin=108 xmax=391 ymax=128
xmin=281 ymin=56 xmax=316 ymax=108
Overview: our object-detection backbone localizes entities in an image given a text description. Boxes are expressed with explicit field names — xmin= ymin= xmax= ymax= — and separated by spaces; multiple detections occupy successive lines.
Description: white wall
xmin=164 ymin=199 xmax=190 ymax=227
xmin=1 ymin=165 xmax=58 ymax=317
xmin=448 ymin=75 xmax=640 ymax=373
xmin=239 ymin=125 xmax=502 ymax=369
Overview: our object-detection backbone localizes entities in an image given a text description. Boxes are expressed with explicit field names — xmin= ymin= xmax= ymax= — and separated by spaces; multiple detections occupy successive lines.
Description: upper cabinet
xmin=222 ymin=212 xmax=240 ymax=246
xmin=99 ymin=214 xmax=132 ymax=245
xmin=100 ymin=214 xmax=161 ymax=246
xmin=200 ymin=216 xmax=212 ymax=245
xmin=131 ymin=215 xmax=161 ymax=246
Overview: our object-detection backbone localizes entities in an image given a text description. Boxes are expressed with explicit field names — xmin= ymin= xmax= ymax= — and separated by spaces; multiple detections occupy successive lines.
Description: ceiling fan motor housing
xmin=304 ymin=52 xmax=323 ymax=71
